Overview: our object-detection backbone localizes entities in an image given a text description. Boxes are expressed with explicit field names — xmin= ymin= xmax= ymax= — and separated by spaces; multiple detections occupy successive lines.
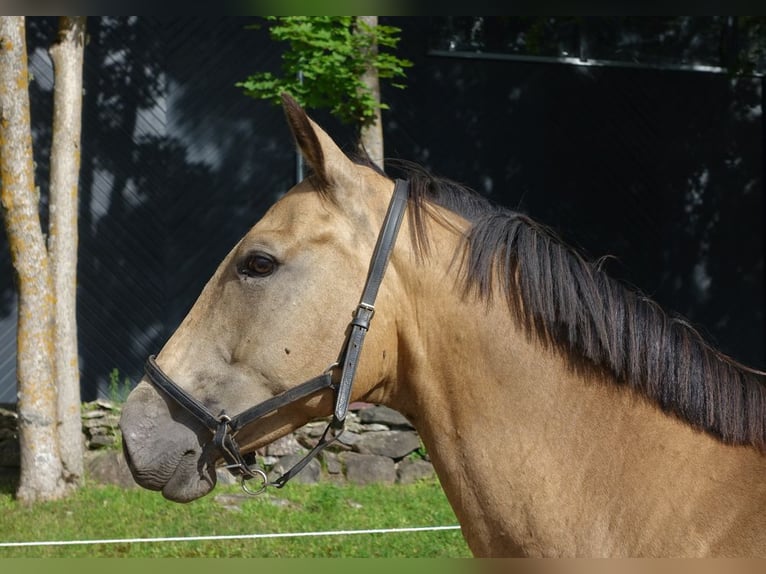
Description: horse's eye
xmin=240 ymin=253 xmax=276 ymax=278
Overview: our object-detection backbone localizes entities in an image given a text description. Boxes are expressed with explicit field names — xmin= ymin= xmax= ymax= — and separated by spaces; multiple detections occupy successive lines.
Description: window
xmin=429 ymin=17 xmax=765 ymax=76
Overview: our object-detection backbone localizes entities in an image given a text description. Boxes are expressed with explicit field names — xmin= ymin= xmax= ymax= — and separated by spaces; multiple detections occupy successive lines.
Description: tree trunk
xmin=0 ymin=16 xmax=66 ymax=503
xmin=48 ymin=16 xmax=86 ymax=486
xmin=357 ymin=16 xmax=384 ymax=168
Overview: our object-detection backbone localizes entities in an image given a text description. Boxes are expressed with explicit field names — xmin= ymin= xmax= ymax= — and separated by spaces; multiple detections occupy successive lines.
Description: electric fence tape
xmin=0 ymin=524 xmax=461 ymax=548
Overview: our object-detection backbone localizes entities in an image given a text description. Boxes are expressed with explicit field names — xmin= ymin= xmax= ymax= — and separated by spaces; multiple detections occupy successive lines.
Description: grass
xmin=0 ymin=472 xmax=470 ymax=558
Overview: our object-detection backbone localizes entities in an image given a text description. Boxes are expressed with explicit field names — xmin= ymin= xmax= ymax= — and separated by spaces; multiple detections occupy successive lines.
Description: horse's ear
xmin=281 ymin=93 xmax=354 ymax=190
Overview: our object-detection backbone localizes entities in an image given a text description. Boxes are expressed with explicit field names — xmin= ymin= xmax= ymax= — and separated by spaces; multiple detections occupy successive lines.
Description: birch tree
xmin=0 ymin=16 xmax=86 ymax=503
xmin=357 ymin=16 xmax=384 ymax=166
xmin=49 ymin=16 xmax=87 ymax=487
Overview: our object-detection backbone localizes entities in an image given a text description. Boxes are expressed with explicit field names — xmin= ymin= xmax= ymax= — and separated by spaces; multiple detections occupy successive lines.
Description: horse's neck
xmin=390 ymin=296 xmax=606 ymax=554
xmin=389 ymin=274 xmax=766 ymax=557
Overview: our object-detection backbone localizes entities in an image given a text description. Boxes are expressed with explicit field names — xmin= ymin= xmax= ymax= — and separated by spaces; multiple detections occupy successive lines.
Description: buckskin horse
xmin=120 ymin=94 xmax=766 ymax=557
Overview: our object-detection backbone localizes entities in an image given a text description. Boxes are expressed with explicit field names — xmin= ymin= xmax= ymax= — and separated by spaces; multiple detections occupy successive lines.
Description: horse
xmin=120 ymin=94 xmax=766 ymax=557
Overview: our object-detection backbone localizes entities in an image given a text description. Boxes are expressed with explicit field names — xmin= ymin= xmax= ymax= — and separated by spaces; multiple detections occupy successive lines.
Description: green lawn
xmin=0 ymin=474 xmax=470 ymax=557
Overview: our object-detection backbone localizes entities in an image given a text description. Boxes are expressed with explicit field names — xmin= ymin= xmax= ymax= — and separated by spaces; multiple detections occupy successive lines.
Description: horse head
xmin=120 ymin=95 xmax=406 ymax=502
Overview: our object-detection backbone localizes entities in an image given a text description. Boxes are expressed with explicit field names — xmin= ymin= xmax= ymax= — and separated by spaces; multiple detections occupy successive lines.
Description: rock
xmin=80 ymin=402 xmax=122 ymax=453
xmin=343 ymin=412 xmax=364 ymax=433
xmin=262 ymin=494 xmax=299 ymax=509
xmin=86 ymin=451 xmax=137 ymax=489
xmin=337 ymin=430 xmax=361 ymax=446
xmin=259 ymin=455 xmax=279 ymax=467
xmin=323 ymin=452 xmax=342 ymax=475
xmin=300 ymin=421 xmax=330 ymax=438
xmin=269 ymin=453 xmax=321 ymax=484
xmin=354 ymin=430 xmax=421 ymax=460
xmin=340 ymin=452 xmax=396 ymax=485
xmin=214 ymin=493 xmax=250 ymax=512
xmin=349 ymin=401 xmax=373 ymax=411
xmin=326 ymin=439 xmax=352 ymax=453
xmin=0 ymin=401 xmax=436 ymax=489
xmin=94 ymin=399 xmax=118 ymax=410
xmin=360 ymin=423 xmax=389 ymax=432
xmin=358 ymin=405 xmax=413 ymax=429
xmin=215 ymin=467 xmax=239 ymax=485
xmin=82 ymin=414 xmax=120 ymax=429
xmin=397 ymin=459 xmax=436 ymax=484
xmin=0 ymin=408 xmax=19 ymax=468
xmin=0 ymin=407 xmax=17 ymax=429
xmin=265 ymin=434 xmax=305 ymax=457
xmin=87 ymin=433 xmax=118 ymax=449
xmin=0 ymin=436 xmax=20 ymax=467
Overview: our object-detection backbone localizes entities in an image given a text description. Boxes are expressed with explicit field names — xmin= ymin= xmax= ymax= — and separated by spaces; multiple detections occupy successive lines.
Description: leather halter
xmin=143 ymin=179 xmax=409 ymax=494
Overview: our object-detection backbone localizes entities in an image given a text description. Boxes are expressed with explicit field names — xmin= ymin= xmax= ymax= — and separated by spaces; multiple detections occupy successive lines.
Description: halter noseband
xmin=142 ymin=179 xmax=409 ymax=494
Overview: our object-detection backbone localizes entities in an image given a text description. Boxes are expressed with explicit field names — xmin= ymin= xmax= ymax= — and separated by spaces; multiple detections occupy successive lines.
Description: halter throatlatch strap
xmin=142 ymin=179 xmax=410 ymax=493
xmin=332 ymin=178 xmax=409 ymax=427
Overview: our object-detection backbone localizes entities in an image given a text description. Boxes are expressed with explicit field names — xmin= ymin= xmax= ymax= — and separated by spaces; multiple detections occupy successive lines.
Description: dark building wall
xmin=383 ymin=17 xmax=764 ymax=370
xmin=0 ymin=16 xmax=762 ymax=402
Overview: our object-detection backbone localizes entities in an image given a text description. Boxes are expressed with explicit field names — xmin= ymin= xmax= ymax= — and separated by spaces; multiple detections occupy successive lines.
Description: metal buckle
xmin=351 ymin=302 xmax=375 ymax=331
xmin=358 ymin=302 xmax=375 ymax=316
xmin=324 ymin=361 xmax=340 ymax=375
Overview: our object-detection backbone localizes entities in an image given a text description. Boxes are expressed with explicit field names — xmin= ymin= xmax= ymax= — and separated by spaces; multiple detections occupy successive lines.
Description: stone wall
xmin=0 ymin=402 xmax=435 ymax=488
xmin=0 ymin=406 xmax=18 ymax=473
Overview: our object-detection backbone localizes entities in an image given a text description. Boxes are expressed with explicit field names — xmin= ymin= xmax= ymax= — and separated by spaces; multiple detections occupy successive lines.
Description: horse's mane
xmin=368 ymin=157 xmax=766 ymax=451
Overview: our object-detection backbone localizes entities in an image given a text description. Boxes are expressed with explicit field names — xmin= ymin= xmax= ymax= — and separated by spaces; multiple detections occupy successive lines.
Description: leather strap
xmin=333 ymin=179 xmax=409 ymax=426
xmin=228 ymin=373 xmax=334 ymax=434
xmin=145 ymin=354 xmax=220 ymax=431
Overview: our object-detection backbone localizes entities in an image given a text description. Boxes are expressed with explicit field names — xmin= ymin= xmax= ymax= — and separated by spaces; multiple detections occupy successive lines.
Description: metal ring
xmin=240 ymin=467 xmax=269 ymax=496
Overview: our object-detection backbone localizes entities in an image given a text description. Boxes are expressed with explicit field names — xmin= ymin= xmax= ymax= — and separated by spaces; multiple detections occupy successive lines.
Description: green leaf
xmin=238 ymin=16 xmax=412 ymax=127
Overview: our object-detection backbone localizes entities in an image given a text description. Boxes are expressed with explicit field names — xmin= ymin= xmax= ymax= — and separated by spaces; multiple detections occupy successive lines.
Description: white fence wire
xmin=0 ymin=524 xmax=461 ymax=549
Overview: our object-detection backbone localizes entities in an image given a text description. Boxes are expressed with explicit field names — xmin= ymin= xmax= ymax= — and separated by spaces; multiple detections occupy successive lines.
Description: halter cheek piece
xmin=143 ymin=179 xmax=409 ymax=495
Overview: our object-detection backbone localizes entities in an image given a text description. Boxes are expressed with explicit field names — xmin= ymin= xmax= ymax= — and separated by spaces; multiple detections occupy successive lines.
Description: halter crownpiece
xmin=143 ymin=179 xmax=410 ymax=494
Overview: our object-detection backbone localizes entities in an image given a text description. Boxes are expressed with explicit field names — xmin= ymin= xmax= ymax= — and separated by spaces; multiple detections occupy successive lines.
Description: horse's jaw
xmin=120 ymin=383 xmax=217 ymax=502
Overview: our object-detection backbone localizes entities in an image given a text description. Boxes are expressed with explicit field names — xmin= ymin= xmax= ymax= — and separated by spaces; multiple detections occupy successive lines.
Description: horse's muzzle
xmin=119 ymin=383 xmax=217 ymax=502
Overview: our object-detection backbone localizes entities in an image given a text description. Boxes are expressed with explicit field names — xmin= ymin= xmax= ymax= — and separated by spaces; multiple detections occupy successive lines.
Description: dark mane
xmin=380 ymin=159 xmax=766 ymax=451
